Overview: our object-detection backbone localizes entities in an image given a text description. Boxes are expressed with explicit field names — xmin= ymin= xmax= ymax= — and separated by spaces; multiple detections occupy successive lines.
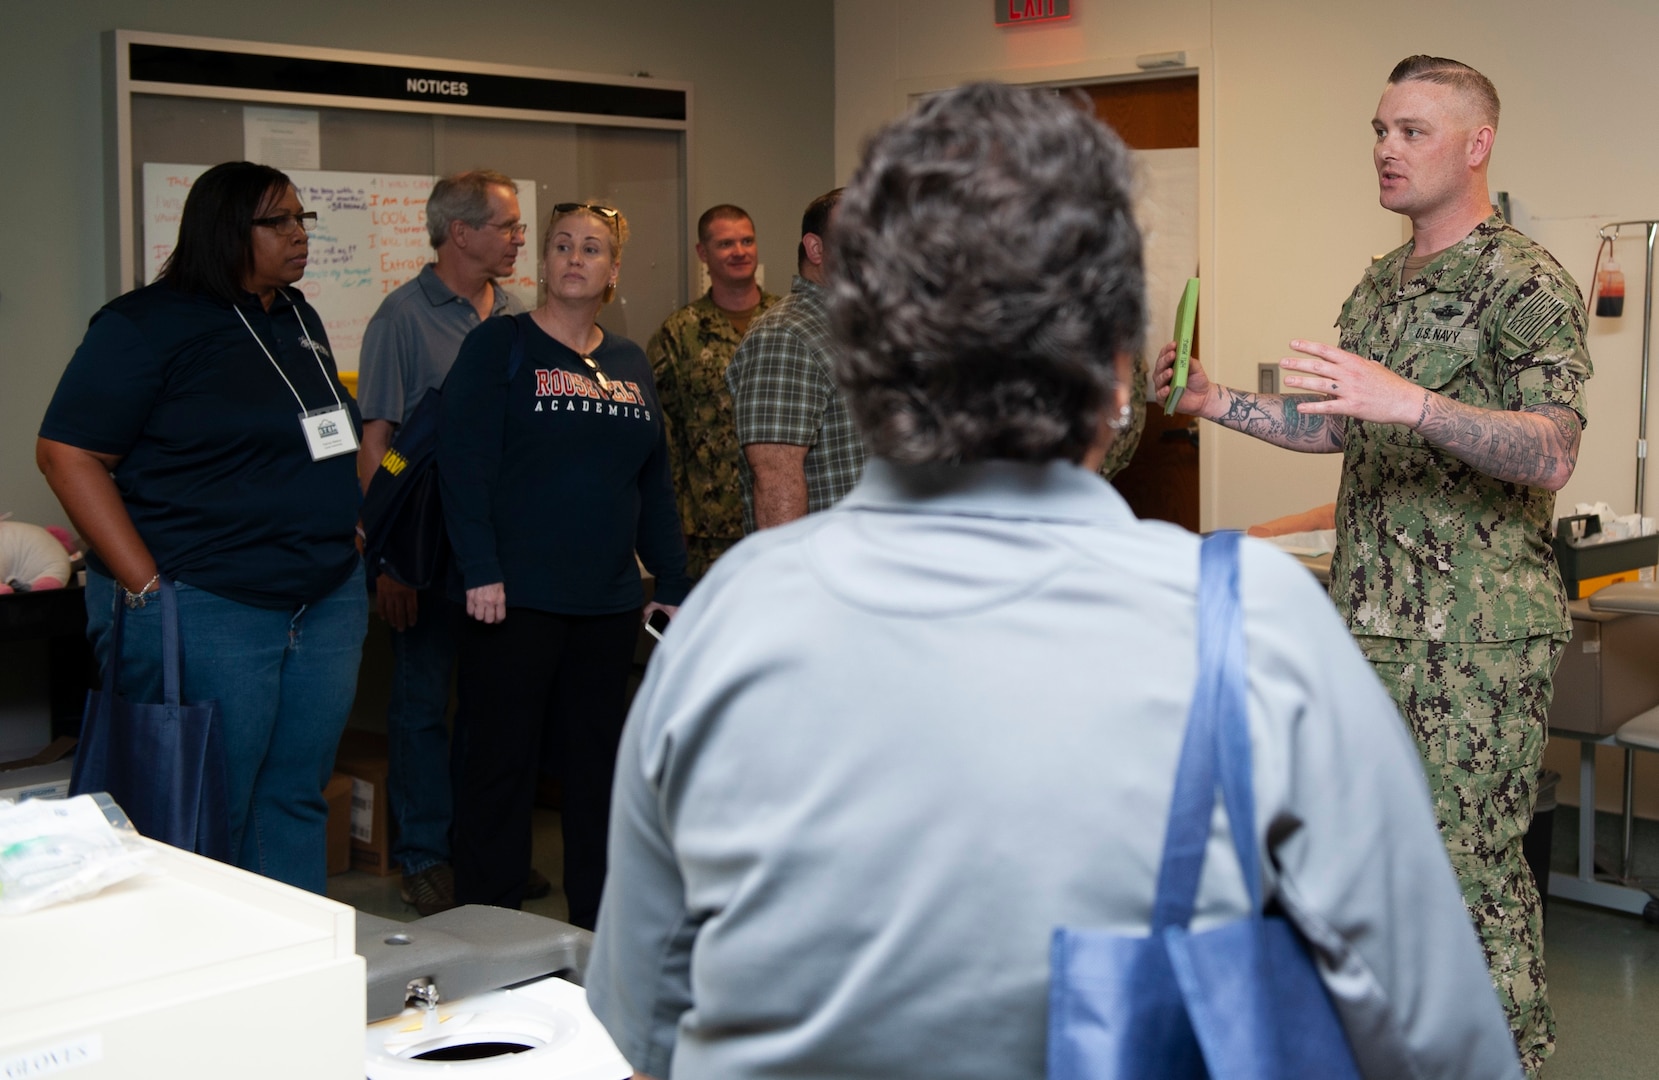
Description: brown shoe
xmin=400 ymin=863 xmax=457 ymax=917
xmin=525 ymin=867 xmax=552 ymax=901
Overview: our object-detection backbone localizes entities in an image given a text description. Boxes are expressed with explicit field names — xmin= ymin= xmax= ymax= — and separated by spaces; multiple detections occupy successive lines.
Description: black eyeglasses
xmin=252 ymin=211 xmax=318 ymax=236
xmin=581 ymin=355 xmax=617 ymax=397
xmin=553 ymin=202 xmax=620 ymax=220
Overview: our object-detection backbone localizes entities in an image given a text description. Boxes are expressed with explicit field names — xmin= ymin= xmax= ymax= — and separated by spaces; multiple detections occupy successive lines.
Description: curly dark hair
xmin=827 ymin=81 xmax=1144 ymax=465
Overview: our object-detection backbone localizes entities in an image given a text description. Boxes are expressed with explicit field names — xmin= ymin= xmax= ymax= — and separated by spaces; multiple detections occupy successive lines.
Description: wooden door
xmin=1085 ymin=76 xmax=1200 ymax=532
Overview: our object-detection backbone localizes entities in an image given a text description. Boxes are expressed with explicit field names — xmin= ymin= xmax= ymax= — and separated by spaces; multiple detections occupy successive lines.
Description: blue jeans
xmin=85 ymin=564 xmax=367 ymax=893
xmin=384 ymin=589 xmax=459 ymax=875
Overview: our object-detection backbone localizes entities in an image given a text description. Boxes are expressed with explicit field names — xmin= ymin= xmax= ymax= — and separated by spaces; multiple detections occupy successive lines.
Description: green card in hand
xmin=1164 ymin=277 xmax=1199 ymax=416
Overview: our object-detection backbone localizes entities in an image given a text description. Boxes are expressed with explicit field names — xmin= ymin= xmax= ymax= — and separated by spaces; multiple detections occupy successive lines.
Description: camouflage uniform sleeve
xmin=1496 ymin=271 xmax=1592 ymax=425
xmin=1097 ymin=356 xmax=1147 ymax=482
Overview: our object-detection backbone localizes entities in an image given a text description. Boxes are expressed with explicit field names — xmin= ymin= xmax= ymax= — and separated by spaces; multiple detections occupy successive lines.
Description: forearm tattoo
xmin=1412 ymin=395 xmax=1580 ymax=487
xmin=1212 ymin=388 xmax=1345 ymax=451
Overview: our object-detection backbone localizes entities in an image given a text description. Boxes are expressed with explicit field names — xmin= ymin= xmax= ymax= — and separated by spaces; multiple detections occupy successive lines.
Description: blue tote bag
xmin=1047 ymin=531 xmax=1361 ymax=1080
xmin=70 ymin=578 xmax=232 ymax=861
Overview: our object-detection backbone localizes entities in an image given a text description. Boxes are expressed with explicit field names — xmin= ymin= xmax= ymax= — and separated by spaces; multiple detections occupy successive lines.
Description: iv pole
xmin=1597 ymin=219 xmax=1658 ymax=515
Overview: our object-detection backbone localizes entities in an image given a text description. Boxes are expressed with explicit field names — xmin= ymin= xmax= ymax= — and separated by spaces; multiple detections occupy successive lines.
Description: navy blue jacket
xmin=438 ymin=314 xmax=690 ymax=614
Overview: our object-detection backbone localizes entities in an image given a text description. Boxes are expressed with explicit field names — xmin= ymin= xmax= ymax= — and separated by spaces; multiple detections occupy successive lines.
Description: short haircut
xmin=426 ymin=170 xmax=517 ymax=249
xmin=827 ymin=81 xmax=1144 ymax=466
xmin=797 ymin=188 xmax=843 ymax=271
xmin=160 ymin=161 xmax=293 ymax=306
xmin=697 ymin=204 xmax=753 ymax=245
xmin=1388 ymin=55 xmax=1500 ymax=129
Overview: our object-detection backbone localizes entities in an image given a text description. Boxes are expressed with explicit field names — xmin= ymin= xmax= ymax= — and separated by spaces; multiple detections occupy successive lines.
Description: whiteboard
xmin=142 ymin=163 xmax=539 ymax=371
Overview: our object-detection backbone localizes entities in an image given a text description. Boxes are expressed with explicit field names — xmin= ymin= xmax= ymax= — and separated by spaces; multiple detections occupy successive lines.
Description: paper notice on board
xmin=244 ymin=106 xmax=321 ymax=170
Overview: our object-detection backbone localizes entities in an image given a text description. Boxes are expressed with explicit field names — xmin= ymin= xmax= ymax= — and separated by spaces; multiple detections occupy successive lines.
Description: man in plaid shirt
xmin=726 ymin=189 xmax=867 ymax=532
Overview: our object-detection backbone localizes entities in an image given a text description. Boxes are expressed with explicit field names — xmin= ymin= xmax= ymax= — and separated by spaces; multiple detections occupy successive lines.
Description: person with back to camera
xmin=437 ymin=200 xmax=690 ymax=928
xmin=36 ymin=161 xmax=367 ymax=894
xmin=585 ymin=82 xmax=1522 ymax=1079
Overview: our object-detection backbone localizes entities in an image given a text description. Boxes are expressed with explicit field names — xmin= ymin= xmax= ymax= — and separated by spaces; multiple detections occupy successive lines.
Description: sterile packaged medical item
xmin=0 ymin=792 xmax=154 ymax=915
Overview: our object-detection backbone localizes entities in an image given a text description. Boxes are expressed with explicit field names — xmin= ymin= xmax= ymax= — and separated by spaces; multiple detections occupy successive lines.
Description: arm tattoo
xmin=1212 ymin=388 xmax=1345 ymax=452
xmin=1412 ymin=394 xmax=1580 ymax=488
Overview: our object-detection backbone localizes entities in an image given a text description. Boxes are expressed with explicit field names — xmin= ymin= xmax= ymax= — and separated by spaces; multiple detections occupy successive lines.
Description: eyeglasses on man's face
xmin=553 ymin=202 xmax=619 ymax=220
xmin=481 ymin=219 xmax=529 ymax=239
xmin=252 ymin=211 xmax=318 ymax=236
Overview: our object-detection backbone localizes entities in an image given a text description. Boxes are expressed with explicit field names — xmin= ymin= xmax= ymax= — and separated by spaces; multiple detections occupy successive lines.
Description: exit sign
xmin=996 ymin=0 xmax=1071 ymax=25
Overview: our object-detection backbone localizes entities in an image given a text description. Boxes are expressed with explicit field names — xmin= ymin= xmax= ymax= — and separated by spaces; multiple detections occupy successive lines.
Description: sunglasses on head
xmin=553 ymin=202 xmax=619 ymax=219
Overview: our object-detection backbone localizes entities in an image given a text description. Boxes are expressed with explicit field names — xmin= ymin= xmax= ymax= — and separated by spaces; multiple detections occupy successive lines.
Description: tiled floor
xmin=326 ymin=802 xmax=1659 ymax=1076
xmin=328 ymin=806 xmax=571 ymax=924
xmin=1541 ymin=806 xmax=1659 ymax=1078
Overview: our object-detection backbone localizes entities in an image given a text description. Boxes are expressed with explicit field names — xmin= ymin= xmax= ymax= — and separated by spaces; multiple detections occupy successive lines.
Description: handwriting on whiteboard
xmin=142 ymin=164 xmax=539 ymax=372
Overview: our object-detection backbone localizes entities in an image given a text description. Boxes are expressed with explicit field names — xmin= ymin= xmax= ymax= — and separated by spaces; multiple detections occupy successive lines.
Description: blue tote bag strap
xmin=159 ymin=578 xmax=185 ymax=708
xmin=1204 ymin=530 xmax=1263 ymax=907
xmin=1152 ymin=530 xmax=1257 ymax=929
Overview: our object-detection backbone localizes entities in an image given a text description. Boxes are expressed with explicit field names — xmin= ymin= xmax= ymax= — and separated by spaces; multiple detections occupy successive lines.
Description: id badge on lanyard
xmin=237 ymin=299 xmax=358 ymax=461
xmin=299 ymin=405 xmax=359 ymax=460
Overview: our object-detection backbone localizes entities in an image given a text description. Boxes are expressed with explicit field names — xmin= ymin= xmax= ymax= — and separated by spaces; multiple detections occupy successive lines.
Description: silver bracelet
xmin=123 ymin=573 xmax=160 ymax=610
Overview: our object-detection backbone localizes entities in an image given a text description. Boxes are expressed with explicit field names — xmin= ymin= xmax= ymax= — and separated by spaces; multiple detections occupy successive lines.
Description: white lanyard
xmin=235 ymin=291 xmax=357 ymax=460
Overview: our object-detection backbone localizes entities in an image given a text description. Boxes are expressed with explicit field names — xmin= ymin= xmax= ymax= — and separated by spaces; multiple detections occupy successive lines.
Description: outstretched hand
xmin=1279 ymin=340 xmax=1425 ymax=426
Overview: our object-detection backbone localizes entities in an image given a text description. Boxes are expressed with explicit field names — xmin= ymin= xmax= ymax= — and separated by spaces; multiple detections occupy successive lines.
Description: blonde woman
xmin=438 ymin=202 xmax=689 ymax=927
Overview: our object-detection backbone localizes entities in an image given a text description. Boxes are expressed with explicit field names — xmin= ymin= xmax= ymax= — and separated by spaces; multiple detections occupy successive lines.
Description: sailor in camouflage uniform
xmin=1154 ymin=57 xmax=1589 ymax=1077
xmin=647 ymin=205 xmax=778 ymax=580
xmin=1096 ymin=357 xmax=1146 ymax=482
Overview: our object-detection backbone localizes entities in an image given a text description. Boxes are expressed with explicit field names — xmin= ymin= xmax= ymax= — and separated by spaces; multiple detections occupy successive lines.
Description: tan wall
xmin=836 ymin=0 xmax=1659 ymax=815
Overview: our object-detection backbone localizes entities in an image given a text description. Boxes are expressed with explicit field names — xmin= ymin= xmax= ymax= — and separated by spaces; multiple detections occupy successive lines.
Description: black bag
xmin=362 ymin=386 xmax=447 ymax=589
xmin=70 ymin=578 xmax=232 ymax=861
xmin=361 ymin=315 xmax=527 ymax=590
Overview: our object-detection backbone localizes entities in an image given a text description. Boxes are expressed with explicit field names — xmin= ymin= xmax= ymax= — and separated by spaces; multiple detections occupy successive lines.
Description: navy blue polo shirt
xmin=40 ymin=281 xmax=362 ymax=608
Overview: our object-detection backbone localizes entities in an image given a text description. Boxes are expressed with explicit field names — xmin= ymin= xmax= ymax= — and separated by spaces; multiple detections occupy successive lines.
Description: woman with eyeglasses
xmin=438 ymin=201 xmax=690 ymax=927
xmin=37 ymin=161 xmax=367 ymax=893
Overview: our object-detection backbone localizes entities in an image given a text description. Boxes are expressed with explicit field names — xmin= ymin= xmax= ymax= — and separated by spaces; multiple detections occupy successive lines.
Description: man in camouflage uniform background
xmin=1153 ymin=56 xmax=1590 ymax=1077
xmin=647 ymin=205 xmax=779 ymax=579
xmin=1095 ymin=359 xmax=1145 ymax=482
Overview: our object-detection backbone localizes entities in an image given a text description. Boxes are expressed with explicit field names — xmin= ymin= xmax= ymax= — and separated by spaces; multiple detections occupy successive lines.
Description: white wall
xmin=836 ymin=0 xmax=1659 ymax=530
xmin=0 ymin=0 xmax=835 ymax=527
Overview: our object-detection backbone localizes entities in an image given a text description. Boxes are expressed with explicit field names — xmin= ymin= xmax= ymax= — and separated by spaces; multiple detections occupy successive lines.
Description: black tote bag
xmin=70 ymin=577 xmax=232 ymax=861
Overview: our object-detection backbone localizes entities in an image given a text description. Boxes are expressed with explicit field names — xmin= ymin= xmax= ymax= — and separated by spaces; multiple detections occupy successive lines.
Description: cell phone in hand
xmin=644 ymin=609 xmax=672 ymax=642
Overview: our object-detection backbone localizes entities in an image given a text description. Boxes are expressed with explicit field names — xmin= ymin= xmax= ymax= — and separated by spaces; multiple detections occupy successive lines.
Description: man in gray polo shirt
xmin=356 ymin=169 xmax=524 ymax=915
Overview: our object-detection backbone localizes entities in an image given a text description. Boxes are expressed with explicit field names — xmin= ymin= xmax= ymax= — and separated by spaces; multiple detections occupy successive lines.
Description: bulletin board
xmin=107 ymin=30 xmax=694 ymax=371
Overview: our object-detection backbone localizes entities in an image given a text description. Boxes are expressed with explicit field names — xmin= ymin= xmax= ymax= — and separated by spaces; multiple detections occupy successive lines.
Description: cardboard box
xmin=323 ymin=772 xmax=353 ymax=876
xmin=334 ymin=730 xmax=396 ymax=876
xmin=0 ymin=736 xmax=76 ymax=802
xmin=1548 ymin=601 xmax=1659 ymax=737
